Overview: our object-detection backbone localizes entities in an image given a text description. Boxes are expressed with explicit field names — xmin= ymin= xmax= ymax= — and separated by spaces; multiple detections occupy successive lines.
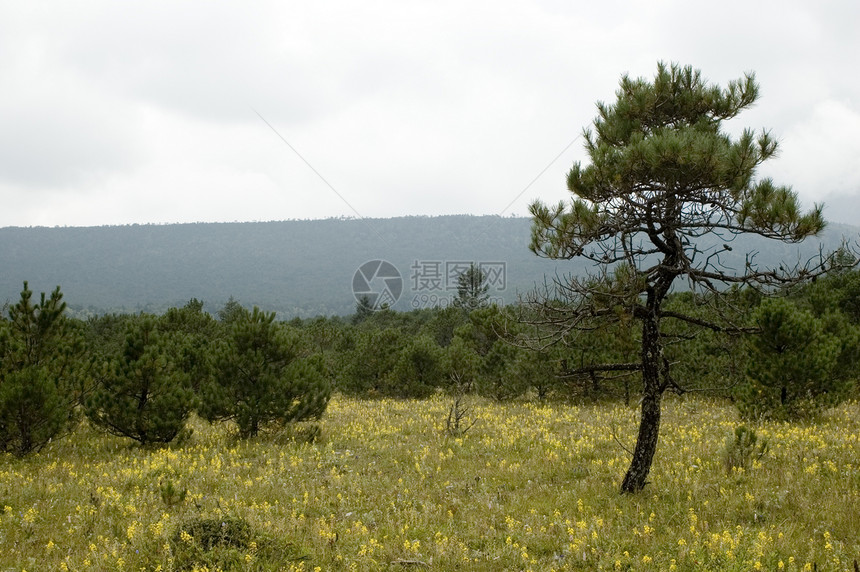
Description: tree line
xmin=1 ymin=263 xmax=858 ymax=457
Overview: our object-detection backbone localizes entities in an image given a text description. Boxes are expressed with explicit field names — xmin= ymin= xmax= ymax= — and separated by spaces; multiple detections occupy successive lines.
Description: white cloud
xmin=1 ymin=0 xmax=859 ymax=227
xmin=761 ymin=99 xmax=860 ymax=213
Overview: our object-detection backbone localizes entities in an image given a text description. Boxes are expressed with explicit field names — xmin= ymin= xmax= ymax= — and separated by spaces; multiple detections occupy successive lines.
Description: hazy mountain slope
xmin=1 ymin=216 xmax=856 ymax=318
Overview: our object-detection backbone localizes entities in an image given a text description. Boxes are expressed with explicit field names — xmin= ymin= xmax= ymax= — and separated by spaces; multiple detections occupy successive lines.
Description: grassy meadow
xmin=0 ymin=396 xmax=858 ymax=571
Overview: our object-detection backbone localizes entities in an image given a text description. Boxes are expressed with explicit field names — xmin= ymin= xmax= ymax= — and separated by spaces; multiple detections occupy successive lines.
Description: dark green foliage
xmin=298 ymin=316 xmax=351 ymax=390
xmin=791 ymin=266 xmax=860 ymax=396
xmin=173 ymin=517 xmax=252 ymax=550
xmin=216 ymin=296 xmax=248 ymax=324
xmin=723 ymin=425 xmax=769 ymax=473
xmin=555 ymin=310 xmax=641 ymax=403
xmin=477 ymin=340 xmax=528 ymax=400
xmin=0 ymin=283 xmax=82 ymax=455
xmin=817 ymin=311 xmax=860 ymax=395
xmin=5 ymin=283 xmax=68 ymax=367
xmin=454 ymin=306 xmax=500 ymax=357
xmin=353 ymin=306 xmax=435 ymax=334
xmin=388 ymin=334 xmax=446 ymax=398
xmin=171 ymin=517 xmax=252 ymax=571
xmin=453 ymin=263 xmax=490 ymax=311
xmin=0 ymin=366 xmax=68 ymax=455
xmin=170 ymin=516 xmax=305 ymax=571
xmin=200 ymin=307 xmax=330 ymax=438
xmin=510 ymin=345 xmax=561 ymax=401
xmin=85 ymin=313 xmax=136 ymax=361
xmin=419 ymin=306 xmax=467 ymax=347
xmin=351 ymin=295 xmax=375 ymax=324
xmin=443 ymin=335 xmax=480 ymax=391
xmin=159 ymin=299 xmax=220 ymax=392
xmin=738 ymin=298 xmax=844 ymax=420
xmin=339 ymin=319 xmax=451 ymax=398
xmin=339 ymin=327 xmax=406 ymax=396
xmin=663 ymin=289 xmax=758 ymax=399
xmin=337 ymin=328 xmax=405 ymax=397
xmin=86 ymin=315 xmax=195 ymax=444
xmin=452 ymin=306 xmax=532 ymax=400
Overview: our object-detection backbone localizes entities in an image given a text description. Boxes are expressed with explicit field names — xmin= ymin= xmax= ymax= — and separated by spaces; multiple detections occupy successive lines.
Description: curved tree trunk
xmin=621 ymin=305 xmax=664 ymax=493
xmin=620 ymin=376 xmax=662 ymax=493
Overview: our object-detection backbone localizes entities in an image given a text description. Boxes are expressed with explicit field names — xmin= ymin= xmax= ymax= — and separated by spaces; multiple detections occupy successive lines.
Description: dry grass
xmin=0 ymin=395 xmax=858 ymax=571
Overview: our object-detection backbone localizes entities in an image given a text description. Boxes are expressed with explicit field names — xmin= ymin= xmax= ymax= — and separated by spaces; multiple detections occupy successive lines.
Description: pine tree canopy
xmin=531 ymin=61 xmax=825 ymax=283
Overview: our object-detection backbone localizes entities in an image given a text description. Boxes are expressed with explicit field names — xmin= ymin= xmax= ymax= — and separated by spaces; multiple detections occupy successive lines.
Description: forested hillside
xmin=1 ymin=215 xmax=856 ymax=317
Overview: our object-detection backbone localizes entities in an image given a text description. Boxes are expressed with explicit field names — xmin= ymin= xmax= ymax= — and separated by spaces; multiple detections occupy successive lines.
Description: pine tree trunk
xmin=620 ymin=378 xmax=662 ymax=493
xmin=621 ymin=309 xmax=664 ymax=493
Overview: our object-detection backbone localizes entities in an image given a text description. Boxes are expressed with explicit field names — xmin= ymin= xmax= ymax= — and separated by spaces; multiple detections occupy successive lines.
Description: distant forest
xmin=1 ymin=215 xmax=857 ymax=318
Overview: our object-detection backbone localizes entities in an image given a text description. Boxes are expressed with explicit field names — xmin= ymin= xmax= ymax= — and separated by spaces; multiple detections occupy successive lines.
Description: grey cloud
xmin=1 ymin=0 xmax=859 ymax=227
xmin=0 ymin=87 xmax=138 ymax=190
xmin=820 ymin=192 xmax=860 ymax=226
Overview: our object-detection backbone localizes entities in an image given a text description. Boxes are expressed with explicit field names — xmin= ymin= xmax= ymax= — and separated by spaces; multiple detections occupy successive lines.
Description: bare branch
xmin=559 ymin=362 xmax=642 ymax=377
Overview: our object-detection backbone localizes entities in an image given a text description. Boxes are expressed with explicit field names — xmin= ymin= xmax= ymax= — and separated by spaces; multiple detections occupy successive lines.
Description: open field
xmin=1 ymin=396 xmax=858 ymax=571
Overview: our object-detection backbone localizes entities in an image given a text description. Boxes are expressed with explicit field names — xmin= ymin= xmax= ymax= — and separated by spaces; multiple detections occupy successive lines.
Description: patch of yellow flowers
xmin=0 ymin=396 xmax=857 ymax=570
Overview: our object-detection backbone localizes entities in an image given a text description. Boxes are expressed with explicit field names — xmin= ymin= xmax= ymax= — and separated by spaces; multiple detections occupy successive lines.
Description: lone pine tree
xmin=454 ymin=263 xmax=490 ymax=311
xmin=529 ymin=62 xmax=832 ymax=493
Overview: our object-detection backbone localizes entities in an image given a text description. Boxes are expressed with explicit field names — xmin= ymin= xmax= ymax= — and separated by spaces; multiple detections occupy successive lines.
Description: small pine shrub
xmin=159 ymin=479 xmax=188 ymax=507
xmin=723 ymin=425 xmax=769 ymax=473
xmin=200 ymin=308 xmax=330 ymax=438
xmin=171 ymin=517 xmax=252 ymax=571
xmin=86 ymin=316 xmax=195 ymax=444
xmin=0 ymin=367 xmax=68 ymax=455
xmin=0 ymin=283 xmax=81 ymax=455
xmin=387 ymin=334 xmax=446 ymax=398
xmin=738 ymin=298 xmax=845 ymax=420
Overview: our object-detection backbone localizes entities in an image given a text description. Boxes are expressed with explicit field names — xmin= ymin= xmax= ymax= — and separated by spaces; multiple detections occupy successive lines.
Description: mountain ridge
xmin=1 ymin=215 xmax=856 ymax=318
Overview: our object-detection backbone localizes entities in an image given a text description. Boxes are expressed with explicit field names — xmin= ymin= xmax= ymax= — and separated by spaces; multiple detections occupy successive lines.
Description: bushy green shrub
xmin=338 ymin=327 xmax=404 ymax=396
xmin=86 ymin=315 xmax=195 ymax=444
xmin=170 ymin=516 xmax=304 ymax=571
xmin=0 ymin=366 xmax=68 ymax=455
xmin=0 ymin=283 xmax=82 ymax=455
xmin=158 ymin=299 xmax=220 ymax=392
xmin=737 ymin=298 xmax=844 ymax=420
xmin=387 ymin=334 xmax=446 ymax=398
xmin=443 ymin=335 xmax=480 ymax=391
xmin=173 ymin=517 xmax=252 ymax=551
xmin=200 ymin=307 xmax=330 ymax=438
xmin=476 ymin=339 xmax=530 ymax=400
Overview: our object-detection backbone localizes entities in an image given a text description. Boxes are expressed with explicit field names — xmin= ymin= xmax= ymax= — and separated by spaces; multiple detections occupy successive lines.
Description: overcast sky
xmin=2 ymin=1 xmax=859 ymax=228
